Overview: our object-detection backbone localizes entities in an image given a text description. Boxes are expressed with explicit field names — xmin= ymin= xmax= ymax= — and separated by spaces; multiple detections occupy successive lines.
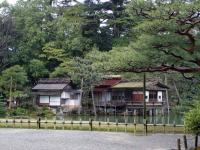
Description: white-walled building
xmin=32 ymin=78 xmax=81 ymax=113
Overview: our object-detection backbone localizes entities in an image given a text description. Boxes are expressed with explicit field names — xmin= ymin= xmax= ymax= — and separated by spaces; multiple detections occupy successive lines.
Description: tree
xmin=0 ymin=2 xmax=15 ymax=72
xmin=28 ymin=59 xmax=49 ymax=84
xmin=98 ymin=0 xmax=200 ymax=75
xmin=0 ymin=65 xmax=28 ymax=108
xmin=184 ymin=101 xmax=200 ymax=135
xmin=70 ymin=57 xmax=102 ymax=115
xmin=0 ymin=94 xmax=6 ymax=117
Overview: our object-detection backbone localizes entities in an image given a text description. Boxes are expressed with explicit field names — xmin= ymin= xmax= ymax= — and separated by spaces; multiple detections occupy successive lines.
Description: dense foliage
xmin=184 ymin=101 xmax=200 ymax=134
xmin=0 ymin=0 xmax=200 ymax=118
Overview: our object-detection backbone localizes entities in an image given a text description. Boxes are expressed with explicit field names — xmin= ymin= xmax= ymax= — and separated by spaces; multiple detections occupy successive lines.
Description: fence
xmin=0 ymin=118 xmax=185 ymax=134
xmin=177 ymin=135 xmax=199 ymax=150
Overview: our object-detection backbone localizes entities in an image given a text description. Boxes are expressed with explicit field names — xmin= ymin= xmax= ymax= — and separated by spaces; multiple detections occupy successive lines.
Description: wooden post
xmin=163 ymin=124 xmax=166 ymax=134
xmin=28 ymin=118 xmax=30 ymax=129
xmin=144 ymin=119 xmax=147 ymax=135
xmin=79 ymin=118 xmax=82 ymax=130
xmin=195 ymin=134 xmax=198 ymax=150
xmin=107 ymin=118 xmax=110 ymax=132
xmin=98 ymin=121 xmax=101 ymax=131
xmin=115 ymin=119 xmax=118 ymax=132
xmin=183 ymin=135 xmax=188 ymax=150
xmin=54 ymin=119 xmax=56 ymax=130
xmin=71 ymin=119 xmax=73 ymax=130
xmin=89 ymin=118 xmax=93 ymax=131
xmin=173 ymin=121 xmax=176 ymax=134
xmin=62 ymin=119 xmax=65 ymax=130
xmin=20 ymin=118 xmax=22 ymax=128
xmin=125 ymin=119 xmax=127 ymax=133
xmin=153 ymin=123 xmax=156 ymax=133
xmin=134 ymin=123 xmax=136 ymax=135
xmin=13 ymin=119 xmax=15 ymax=128
xmin=177 ymin=138 xmax=181 ymax=150
xmin=45 ymin=117 xmax=47 ymax=129
xmin=5 ymin=119 xmax=8 ymax=128
xmin=38 ymin=117 xmax=41 ymax=129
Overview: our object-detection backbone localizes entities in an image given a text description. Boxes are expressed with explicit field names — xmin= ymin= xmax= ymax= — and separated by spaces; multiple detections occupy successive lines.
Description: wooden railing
xmin=0 ymin=118 xmax=185 ymax=134
xmin=96 ymin=100 xmax=165 ymax=107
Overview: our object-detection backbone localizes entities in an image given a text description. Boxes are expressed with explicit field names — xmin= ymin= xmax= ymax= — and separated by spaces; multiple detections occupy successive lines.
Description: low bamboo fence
xmin=0 ymin=118 xmax=185 ymax=134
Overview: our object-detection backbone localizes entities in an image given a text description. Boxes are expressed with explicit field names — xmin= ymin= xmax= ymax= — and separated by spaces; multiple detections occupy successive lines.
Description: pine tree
xmin=0 ymin=94 xmax=6 ymax=117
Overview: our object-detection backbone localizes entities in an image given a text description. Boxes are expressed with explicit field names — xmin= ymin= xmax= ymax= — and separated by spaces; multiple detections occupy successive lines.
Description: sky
xmin=0 ymin=0 xmax=17 ymax=5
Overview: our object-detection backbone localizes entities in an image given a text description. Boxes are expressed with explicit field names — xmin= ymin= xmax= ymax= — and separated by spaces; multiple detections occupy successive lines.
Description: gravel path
xmin=0 ymin=129 xmax=192 ymax=150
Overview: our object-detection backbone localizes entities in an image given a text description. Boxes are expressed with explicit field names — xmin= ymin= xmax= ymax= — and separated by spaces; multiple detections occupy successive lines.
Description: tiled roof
xmin=112 ymin=81 xmax=168 ymax=90
xmin=32 ymin=84 xmax=68 ymax=90
xmin=112 ymin=82 xmax=143 ymax=88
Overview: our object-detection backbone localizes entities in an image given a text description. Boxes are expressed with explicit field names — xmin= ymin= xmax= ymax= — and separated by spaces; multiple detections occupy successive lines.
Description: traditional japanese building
xmin=32 ymin=78 xmax=81 ymax=113
xmin=94 ymin=76 xmax=169 ymax=115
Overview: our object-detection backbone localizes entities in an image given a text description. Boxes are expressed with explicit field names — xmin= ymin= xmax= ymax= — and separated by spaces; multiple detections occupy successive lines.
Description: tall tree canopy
xmin=112 ymin=0 xmax=200 ymax=74
xmin=90 ymin=0 xmax=200 ymax=78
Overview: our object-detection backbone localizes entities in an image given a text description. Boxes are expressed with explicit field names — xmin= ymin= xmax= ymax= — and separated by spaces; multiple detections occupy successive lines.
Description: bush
xmin=37 ymin=107 xmax=55 ymax=118
xmin=184 ymin=101 xmax=200 ymax=135
xmin=8 ymin=107 xmax=27 ymax=116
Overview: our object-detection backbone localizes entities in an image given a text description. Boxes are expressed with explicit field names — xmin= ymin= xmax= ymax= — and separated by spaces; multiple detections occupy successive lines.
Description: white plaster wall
xmin=146 ymin=91 xmax=149 ymax=102
xmin=157 ymin=91 xmax=163 ymax=102
xmin=61 ymin=92 xmax=70 ymax=99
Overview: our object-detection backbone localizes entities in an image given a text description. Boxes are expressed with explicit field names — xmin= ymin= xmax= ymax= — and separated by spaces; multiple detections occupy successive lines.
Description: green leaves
xmin=28 ymin=59 xmax=49 ymax=80
xmin=0 ymin=65 xmax=28 ymax=98
xmin=184 ymin=100 xmax=200 ymax=134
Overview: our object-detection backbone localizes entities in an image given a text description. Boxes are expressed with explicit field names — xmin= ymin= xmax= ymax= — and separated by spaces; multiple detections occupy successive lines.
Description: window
xmin=49 ymin=96 xmax=60 ymax=106
xmin=149 ymin=91 xmax=157 ymax=101
xmin=39 ymin=96 xmax=49 ymax=104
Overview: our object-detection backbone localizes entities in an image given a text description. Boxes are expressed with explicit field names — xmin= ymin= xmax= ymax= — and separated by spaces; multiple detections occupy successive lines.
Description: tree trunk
xmin=164 ymin=74 xmax=170 ymax=116
xmin=173 ymin=80 xmax=182 ymax=105
xmin=78 ymin=78 xmax=84 ymax=114
xmin=8 ymin=76 xmax=13 ymax=109
xmin=91 ymin=85 xmax=97 ymax=116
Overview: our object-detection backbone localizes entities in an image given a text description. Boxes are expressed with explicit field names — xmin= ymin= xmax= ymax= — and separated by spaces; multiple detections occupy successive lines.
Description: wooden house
xmin=94 ymin=76 xmax=169 ymax=115
xmin=32 ymin=78 xmax=81 ymax=113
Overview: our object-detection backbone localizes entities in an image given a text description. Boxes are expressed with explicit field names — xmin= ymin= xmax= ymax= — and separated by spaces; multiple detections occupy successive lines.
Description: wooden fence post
xmin=125 ymin=120 xmax=127 ymax=133
xmin=79 ymin=119 xmax=82 ymax=130
xmin=163 ymin=123 xmax=166 ymax=134
xmin=13 ymin=119 xmax=15 ymax=128
xmin=89 ymin=118 xmax=93 ymax=131
xmin=20 ymin=118 xmax=22 ymax=128
xmin=54 ymin=119 xmax=56 ymax=130
xmin=71 ymin=119 xmax=73 ymax=130
xmin=177 ymin=138 xmax=181 ymax=150
xmin=183 ymin=135 xmax=188 ymax=150
xmin=37 ymin=117 xmax=41 ymax=129
xmin=195 ymin=134 xmax=198 ymax=150
xmin=134 ymin=123 xmax=136 ymax=135
xmin=107 ymin=118 xmax=110 ymax=132
xmin=115 ymin=119 xmax=118 ymax=132
xmin=98 ymin=121 xmax=101 ymax=131
xmin=144 ymin=119 xmax=147 ymax=135
xmin=28 ymin=118 xmax=30 ymax=129
xmin=173 ymin=121 xmax=176 ymax=134
xmin=45 ymin=118 xmax=47 ymax=129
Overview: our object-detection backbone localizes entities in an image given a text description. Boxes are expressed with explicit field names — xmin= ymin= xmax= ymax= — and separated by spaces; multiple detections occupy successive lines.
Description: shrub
xmin=8 ymin=107 xmax=27 ymax=116
xmin=37 ymin=107 xmax=55 ymax=118
xmin=184 ymin=101 xmax=200 ymax=135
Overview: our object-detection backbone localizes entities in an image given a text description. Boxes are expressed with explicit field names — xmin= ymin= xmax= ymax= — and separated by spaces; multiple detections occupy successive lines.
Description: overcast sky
xmin=0 ymin=0 xmax=17 ymax=4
